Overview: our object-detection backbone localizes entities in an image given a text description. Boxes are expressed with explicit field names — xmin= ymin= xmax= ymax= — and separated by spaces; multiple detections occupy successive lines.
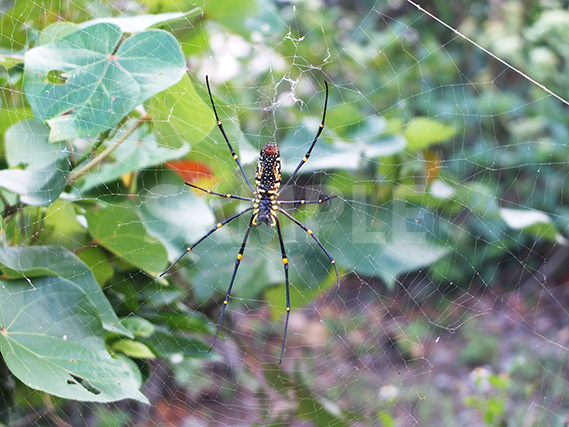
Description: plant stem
xmin=72 ymin=129 xmax=109 ymax=168
xmin=66 ymin=115 xmax=150 ymax=185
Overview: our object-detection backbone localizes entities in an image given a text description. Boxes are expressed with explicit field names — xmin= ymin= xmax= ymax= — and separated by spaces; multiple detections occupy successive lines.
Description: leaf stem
xmin=66 ymin=115 xmax=150 ymax=185
xmin=72 ymin=129 xmax=110 ymax=168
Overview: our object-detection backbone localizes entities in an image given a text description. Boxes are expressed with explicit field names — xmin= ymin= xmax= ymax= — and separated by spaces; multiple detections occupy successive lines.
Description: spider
xmin=161 ymin=76 xmax=340 ymax=363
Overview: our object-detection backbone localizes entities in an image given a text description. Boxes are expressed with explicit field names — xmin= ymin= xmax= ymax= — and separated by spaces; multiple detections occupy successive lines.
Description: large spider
xmin=161 ymin=76 xmax=339 ymax=363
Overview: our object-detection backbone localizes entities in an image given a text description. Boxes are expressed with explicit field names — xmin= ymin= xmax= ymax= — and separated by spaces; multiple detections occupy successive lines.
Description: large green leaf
xmin=0 ymin=119 xmax=69 ymax=205
xmin=0 ymin=52 xmax=24 ymax=70
xmin=0 ymin=246 xmax=131 ymax=337
xmin=188 ymin=236 xmax=279 ymax=303
xmin=149 ymin=306 xmax=214 ymax=334
xmin=39 ymin=199 xmax=89 ymax=250
xmin=320 ymin=202 xmax=449 ymax=287
xmin=4 ymin=119 xmax=65 ymax=170
xmin=0 ymin=157 xmax=69 ymax=206
xmin=0 ymin=276 xmax=148 ymax=403
xmin=86 ymin=205 xmax=168 ymax=275
xmin=24 ymin=23 xmax=185 ymax=141
xmin=148 ymin=73 xmax=215 ymax=149
xmin=0 ymin=108 xmax=34 ymax=147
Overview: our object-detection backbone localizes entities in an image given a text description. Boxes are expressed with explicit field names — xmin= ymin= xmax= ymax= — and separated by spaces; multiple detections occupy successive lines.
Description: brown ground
xmin=129 ymin=267 xmax=569 ymax=426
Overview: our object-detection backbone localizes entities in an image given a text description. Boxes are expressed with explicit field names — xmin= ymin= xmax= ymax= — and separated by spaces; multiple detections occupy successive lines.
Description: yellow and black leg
xmin=160 ymin=206 xmax=254 ymax=277
xmin=280 ymin=81 xmax=329 ymax=192
xmin=278 ymin=207 xmax=340 ymax=292
xmin=185 ymin=182 xmax=254 ymax=202
xmin=208 ymin=213 xmax=255 ymax=353
xmin=206 ymin=75 xmax=255 ymax=193
xmin=275 ymin=217 xmax=291 ymax=364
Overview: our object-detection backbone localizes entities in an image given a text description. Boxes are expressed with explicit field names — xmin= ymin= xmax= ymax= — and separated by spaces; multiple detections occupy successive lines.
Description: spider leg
xmin=185 ymin=182 xmax=254 ymax=202
xmin=280 ymin=81 xmax=329 ymax=193
xmin=278 ymin=207 xmax=340 ymax=292
xmin=275 ymin=217 xmax=291 ymax=364
xmin=160 ymin=206 xmax=254 ymax=277
xmin=278 ymin=195 xmax=337 ymax=205
xmin=209 ymin=213 xmax=255 ymax=353
xmin=206 ymin=76 xmax=255 ymax=193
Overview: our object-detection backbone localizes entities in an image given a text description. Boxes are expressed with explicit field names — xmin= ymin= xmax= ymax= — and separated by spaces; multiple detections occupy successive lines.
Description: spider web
xmin=1 ymin=0 xmax=569 ymax=425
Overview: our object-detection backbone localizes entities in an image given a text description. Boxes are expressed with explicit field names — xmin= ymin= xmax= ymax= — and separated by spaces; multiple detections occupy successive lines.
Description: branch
xmin=66 ymin=115 xmax=150 ymax=185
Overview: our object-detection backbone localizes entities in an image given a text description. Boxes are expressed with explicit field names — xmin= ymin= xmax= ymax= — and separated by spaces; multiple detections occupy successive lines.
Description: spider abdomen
xmin=253 ymin=141 xmax=281 ymax=226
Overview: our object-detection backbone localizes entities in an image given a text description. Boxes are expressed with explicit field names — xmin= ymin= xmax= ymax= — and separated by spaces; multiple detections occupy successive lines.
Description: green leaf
xmin=0 ymin=52 xmax=25 ymax=70
xmin=0 ymin=157 xmax=69 ymax=206
xmin=326 ymin=103 xmax=363 ymax=135
xmin=150 ymin=306 xmax=214 ymax=334
xmin=78 ymin=124 xmax=190 ymax=193
xmin=38 ymin=22 xmax=79 ymax=45
xmin=0 ymin=276 xmax=148 ymax=403
xmin=499 ymin=207 xmax=567 ymax=244
xmin=0 ymin=246 xmax=131 ymax=337
xmin=403 ymin=117 xmax=455 ymax=151
xmin=76 ymin=247 xmax=114 ymax=287
xmin=38 ymin=199 xmax=90 ymax=252
xmin=80 ymin=10 xmax=203 ymax=33
xmin=139 ymin=178 xmax=215 ymax=258
xmin=188 ymin=237 xmax=278 ymax=303
xmin=320 ymin=203 xmax=449 ymax=287
xmin=198 ymin=0 xmax=262 ymax=38
xmin=111 ymin=339 xmax=156 ymax=359
xmin=138 ymin=282 xmax=186 ymax=307
xmin=455 ymin=181 xmax=500 ymax=217
xmin=143 ymin=328 xmax=210 ymax=358
xmin=86 ymin=205 xmax=168 ymax=275
xmin=0 ymin=119 xmax=69 ymax=205
xmin=280 ymin=117 xmax=406 ymax=174
xmin=0 ymin=108 xmax=35 ymax=147
xmin=24 ymin=23 xmax=185 ymax=141
xmin=121 ymin=316 xmax=156 ymax=338
xmin=148 ymin=73 xmax=215 ymax=149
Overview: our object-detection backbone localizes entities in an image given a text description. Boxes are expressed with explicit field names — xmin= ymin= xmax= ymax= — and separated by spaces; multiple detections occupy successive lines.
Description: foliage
xmin=0 ymin=0 xmax=568 ymax=424
xmin=0 ymin=10 xmax=208 ymax=410
xmin=464 ymin=368 xmax=510 ymax=427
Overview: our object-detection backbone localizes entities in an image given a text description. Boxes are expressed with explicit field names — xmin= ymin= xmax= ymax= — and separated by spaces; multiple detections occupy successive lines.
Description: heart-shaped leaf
xmin=0 ymin=246 xmax=131 ymax=337
xmin=0 ymin=276 xmax=148 ymax=403
xmin=24 ymin=23 xmax=185 ymax=141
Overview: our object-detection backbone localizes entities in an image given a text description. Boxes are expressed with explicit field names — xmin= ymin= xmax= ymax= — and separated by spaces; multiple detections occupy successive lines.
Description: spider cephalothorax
xmin=253 ymin=141 xmax=281 ymax=227
xmin=162 ymin=77 xmax=338 ymax=364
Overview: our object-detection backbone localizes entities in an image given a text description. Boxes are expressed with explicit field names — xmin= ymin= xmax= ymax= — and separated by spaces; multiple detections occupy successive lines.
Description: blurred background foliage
xmin=1 ymin=0 xmax=569 ymax=425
